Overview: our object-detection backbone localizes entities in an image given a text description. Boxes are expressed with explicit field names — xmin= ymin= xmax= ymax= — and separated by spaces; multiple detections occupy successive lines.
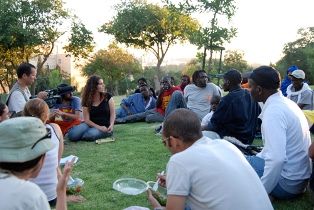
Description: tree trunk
xmin=208 ymin=49 xmax=213 ymax=73
xmin=202 ymin=47 xmax=207 ymax=70
xmin=154 ymin=61 xmax=162 ymax=91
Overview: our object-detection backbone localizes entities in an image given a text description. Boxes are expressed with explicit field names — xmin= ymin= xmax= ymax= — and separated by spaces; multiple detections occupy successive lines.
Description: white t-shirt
xmin=257 ymin=92 xmax=312 ymax=193
xmin=201 ymin=111 xmax=213 ymax=126
xmin=7 ymin=88 xmax=31 ymax=113
xmin=0 ymin=172 xmax=50 ymax=210
xmin=31 ymin=124 xmax=59 ymax=201
xmin=184 ymin=83 xmax=221 ymax=120
xmin=166 ymin=137 xmax=273 ymax=210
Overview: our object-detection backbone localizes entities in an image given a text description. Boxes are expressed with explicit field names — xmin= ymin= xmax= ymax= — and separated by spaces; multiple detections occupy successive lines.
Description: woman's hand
xmin=107 ymin=124 xmax=114 ymax=132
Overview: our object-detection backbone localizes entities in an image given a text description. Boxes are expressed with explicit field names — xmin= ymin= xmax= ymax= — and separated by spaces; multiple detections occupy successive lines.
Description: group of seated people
xmin=0 ymin=62 xmax=314 ymax=210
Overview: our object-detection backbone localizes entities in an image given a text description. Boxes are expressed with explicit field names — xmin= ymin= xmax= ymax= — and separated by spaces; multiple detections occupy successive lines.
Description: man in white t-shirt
xmin=6 ymin=63 xmax=47 ymax=114
xmin=247 ymin=66 xmax=311 ymax=199
xmin=184 ymin=70 xmax=221 ymax=120
xmin=148 ymin=109 xmax=273 ymax=210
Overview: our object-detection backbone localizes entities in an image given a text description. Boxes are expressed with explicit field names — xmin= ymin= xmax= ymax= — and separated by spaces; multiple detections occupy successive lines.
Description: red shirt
xmin=156 ymin=86 xmax=181 ymax=115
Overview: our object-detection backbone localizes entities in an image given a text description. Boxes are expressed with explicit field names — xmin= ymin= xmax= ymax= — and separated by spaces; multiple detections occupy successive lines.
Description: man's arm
xmin=260 ymin=111 xmax=286 ymax=193
xmin=165 ymin=195 xmax=186 ymax=210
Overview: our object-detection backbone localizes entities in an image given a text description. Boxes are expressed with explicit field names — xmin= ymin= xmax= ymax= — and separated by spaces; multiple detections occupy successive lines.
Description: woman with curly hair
xmin=68 ymin=75 xmax=115 ymax=141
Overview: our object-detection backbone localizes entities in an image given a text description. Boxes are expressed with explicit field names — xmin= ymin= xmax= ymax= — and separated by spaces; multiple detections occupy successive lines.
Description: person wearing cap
xmin=280 ymin=65 xmax=298 ymax=96
xmin=49 ymin=83 xmax=82 ymax=135
xmin=286 ymin=69 xmax=313 ymax=110
xmin=0 ymin=117 xmax=73 ymax=210
xmin=6 ymin=63 xmax=48 ymax=114
xmin=247 ymin=66 xmax=311 ymax=199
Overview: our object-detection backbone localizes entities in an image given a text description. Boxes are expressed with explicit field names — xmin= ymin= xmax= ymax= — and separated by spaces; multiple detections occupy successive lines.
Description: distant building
xmin=30 ymin=54 xmax=73 ymax=77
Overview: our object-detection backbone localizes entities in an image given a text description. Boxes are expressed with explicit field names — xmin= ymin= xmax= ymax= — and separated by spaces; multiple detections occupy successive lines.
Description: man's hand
xmin=157 ymin=173 xmax=166 ymax=188
xmin=147 ymin=189 xmax=164 ymax=209
xmin=37 ymin=91 xmax=48 ymax=100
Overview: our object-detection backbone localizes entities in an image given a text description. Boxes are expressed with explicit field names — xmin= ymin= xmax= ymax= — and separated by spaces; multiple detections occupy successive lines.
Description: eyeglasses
xmin=31 ymin=128 xmax=51 ymax=149
xmin=161 ymin=136 xmax=170 ymax=146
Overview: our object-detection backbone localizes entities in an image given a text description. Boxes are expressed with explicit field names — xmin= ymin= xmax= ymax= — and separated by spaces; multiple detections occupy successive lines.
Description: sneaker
xmin=155 ymin=125 xmax=162 ymax=133
xmin=115 ymin=118 xmax=126 ymax=124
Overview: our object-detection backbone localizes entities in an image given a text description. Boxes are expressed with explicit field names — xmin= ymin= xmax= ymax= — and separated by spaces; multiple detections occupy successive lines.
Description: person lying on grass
xmin=148 ymin=109 xmax=273 ymax=210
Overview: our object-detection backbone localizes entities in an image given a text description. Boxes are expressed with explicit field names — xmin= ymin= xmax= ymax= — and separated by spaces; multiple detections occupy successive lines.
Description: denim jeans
xmin=165 ymin=91 xmax=187 ymax=117
xmin=245 ymin=155 xmax=300 ymax=199
xmin=68 ymin=122 xmax=112 ymax=142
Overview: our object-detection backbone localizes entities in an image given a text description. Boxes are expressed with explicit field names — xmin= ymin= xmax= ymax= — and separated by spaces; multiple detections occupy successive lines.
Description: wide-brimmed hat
xmin=0 ymin=117 xmax=53 ymax=162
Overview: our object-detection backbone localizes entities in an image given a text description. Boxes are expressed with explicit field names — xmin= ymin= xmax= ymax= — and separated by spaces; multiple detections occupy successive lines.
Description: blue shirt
xmin=207 ymin=88 xmax=261 ymax=144
xmin=116 ymin=93 xmax=156 ymax=118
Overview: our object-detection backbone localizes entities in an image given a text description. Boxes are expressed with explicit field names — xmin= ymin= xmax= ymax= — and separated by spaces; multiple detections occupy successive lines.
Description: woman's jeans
xmin=68 ymin=122 xmax=112 ymax=142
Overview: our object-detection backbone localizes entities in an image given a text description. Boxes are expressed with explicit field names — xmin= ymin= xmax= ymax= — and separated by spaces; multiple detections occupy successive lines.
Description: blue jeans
xmin=165 ymin=91 xmax=187 ymax=117
xmin=68 ymin=122 xmax=112 ymax=142
xmin=245 ymin=155 xmax=300 ymax=199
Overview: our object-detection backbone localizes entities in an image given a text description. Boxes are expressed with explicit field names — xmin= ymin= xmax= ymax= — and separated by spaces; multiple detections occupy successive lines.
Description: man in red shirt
xmin=115 ymin=76 xmax=186 ymax=124
xmin=147 ymin=76 xmax=185 ymax=122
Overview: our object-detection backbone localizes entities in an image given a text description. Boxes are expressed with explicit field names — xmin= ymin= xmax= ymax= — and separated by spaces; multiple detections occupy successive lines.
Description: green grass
xmin=64 ymin=96 xmax=314 ymax=210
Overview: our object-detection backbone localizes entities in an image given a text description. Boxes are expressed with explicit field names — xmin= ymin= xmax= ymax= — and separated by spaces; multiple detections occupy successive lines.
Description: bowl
xmin=67 ymin=177 xmax=84 ymax=194
xmin=147 ymin=181 xmax=167 ymax=206
xmin=113 ymin=178 xmax=149 ymax=195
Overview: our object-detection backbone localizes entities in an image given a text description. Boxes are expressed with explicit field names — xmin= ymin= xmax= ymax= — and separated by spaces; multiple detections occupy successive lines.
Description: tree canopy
xmin=0 ymin=0 xmax=94 ymax=93
xmin=166 ymin=0 xmax=237 ymax=71
xmin=276 ymin=27 xmax=314 ymax=83
xmin=100 ymin=0 xmax=199 ymax=77
xmin=82 ymin=43 xmax=142 ymax=95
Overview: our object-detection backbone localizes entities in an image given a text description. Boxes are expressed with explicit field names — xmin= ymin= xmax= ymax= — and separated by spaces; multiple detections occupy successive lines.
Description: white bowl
xmin=113 ymin=178 xmax=148 ymax=195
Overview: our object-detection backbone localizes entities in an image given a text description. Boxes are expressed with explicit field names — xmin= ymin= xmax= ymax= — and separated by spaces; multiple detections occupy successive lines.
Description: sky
xmin=63 ymin=0 xmax=314 ymax=66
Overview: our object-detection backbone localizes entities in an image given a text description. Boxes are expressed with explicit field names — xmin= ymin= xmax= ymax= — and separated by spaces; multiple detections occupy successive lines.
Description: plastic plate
xmin=113 ymin=178 xmax=148 ymax=195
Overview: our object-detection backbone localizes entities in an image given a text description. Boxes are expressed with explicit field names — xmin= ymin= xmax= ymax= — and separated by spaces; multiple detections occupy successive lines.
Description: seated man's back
xmin=205 ymin=70 xmax=260 ymax=144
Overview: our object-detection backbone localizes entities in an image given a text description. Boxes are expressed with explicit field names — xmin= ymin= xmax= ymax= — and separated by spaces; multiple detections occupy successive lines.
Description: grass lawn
xmin=64 ymin=96 xmax=314 ymax=210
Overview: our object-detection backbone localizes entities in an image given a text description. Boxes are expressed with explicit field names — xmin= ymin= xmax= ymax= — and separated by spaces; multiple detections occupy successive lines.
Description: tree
xmin=276 ymin=27 xmax=314 ymax=83
xmin=82 ymin=43 xmax=142 ymax=95
xmin=166 ymin=0 xmax=237 ymax=72
xmin=100 ymin=0 xmax=199 ymax=89
xmin=0 ymin=0 xmax=94 ymax=93
xmin=223 ymin=50 xmax=250 ymax=72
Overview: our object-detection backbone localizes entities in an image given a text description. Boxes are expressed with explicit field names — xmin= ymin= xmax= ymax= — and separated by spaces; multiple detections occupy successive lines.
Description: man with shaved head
xmin=147 ymin=109 xmax=273 ymax=210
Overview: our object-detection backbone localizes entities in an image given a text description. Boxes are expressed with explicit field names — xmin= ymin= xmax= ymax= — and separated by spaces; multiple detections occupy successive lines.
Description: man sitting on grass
xmin=202 ymin=69 xmax=261 ymax=144
xmin=115 ymin=85 xmax=156 ymax=124
xmin=148 ymin=109 xmax=273 ymax=210
xmin=246 ymin=66 xmax=311 ymax=199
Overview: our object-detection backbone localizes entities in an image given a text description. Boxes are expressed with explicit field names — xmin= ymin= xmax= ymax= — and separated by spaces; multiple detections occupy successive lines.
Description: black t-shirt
xmin=90 ymin=93 xmax=112 ymax=127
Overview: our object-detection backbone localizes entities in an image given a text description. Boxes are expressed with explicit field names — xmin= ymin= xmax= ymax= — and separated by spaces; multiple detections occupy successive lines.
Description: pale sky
xmin=64 ymin=0 xmax=314 ymax=66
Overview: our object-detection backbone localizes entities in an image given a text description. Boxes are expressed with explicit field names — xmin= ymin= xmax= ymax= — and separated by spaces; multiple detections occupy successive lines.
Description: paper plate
xmin=113 ymin=178 xmax=148 ymax=195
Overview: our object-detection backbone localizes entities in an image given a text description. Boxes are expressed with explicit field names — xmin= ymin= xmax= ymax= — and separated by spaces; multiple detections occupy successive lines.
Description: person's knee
xmin=171 ymin=90 xmax=184 ymax=100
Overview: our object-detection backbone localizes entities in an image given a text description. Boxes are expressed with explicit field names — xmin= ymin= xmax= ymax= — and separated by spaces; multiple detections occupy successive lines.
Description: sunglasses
xmin=31 ymin=128 xmax=51 ymax=149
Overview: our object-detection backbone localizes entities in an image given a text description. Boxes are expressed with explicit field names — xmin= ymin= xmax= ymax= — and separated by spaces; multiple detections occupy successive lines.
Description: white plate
xmin=113 ymin=178 xmax=148 ymax=195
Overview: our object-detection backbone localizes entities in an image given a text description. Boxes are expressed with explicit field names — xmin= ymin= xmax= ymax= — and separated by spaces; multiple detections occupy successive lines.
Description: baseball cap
xmin=290 ymin=70 xmax=305 ymax=79
xmin=57 ymin=83 xmax=73 ymax=96
xmin=0 ymin=117 xmax=53 ymax=162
